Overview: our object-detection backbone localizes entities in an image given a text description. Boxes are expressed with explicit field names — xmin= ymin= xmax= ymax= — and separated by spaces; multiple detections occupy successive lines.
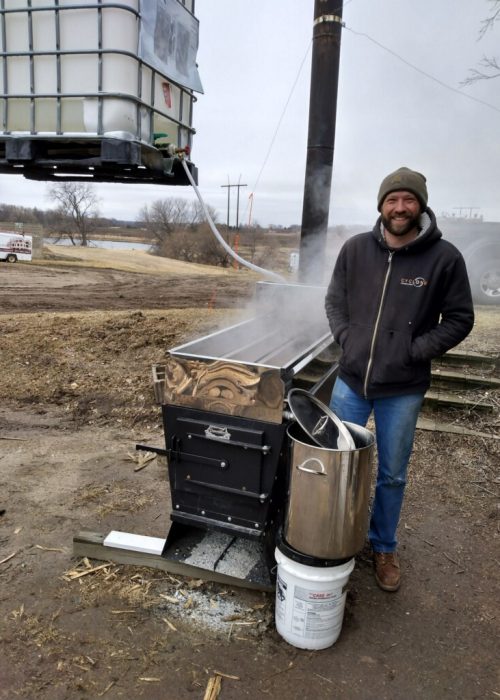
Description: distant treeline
xmin=0 ymin=198 xmax=363 ymax=269
xmin=0 ymin=202 xmax=139 ymax=234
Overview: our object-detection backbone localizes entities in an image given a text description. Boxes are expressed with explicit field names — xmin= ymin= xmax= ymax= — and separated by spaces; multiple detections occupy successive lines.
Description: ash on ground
xmin=156 ymin=581 xmax=274 ymax=639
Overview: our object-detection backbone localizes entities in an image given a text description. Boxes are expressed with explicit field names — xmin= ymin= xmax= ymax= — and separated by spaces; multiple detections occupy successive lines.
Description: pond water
xmin=44 ymin=238 xmax=152 ymax=252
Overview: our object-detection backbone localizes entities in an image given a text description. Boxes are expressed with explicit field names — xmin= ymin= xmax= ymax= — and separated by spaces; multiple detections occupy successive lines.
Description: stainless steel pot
xmin=284 ymin=421 xmax=375 ymax=560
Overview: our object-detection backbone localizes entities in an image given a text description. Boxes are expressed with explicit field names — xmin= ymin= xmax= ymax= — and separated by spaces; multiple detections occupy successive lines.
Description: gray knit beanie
xmin=377 ymin=167 xmax=428 ymax=211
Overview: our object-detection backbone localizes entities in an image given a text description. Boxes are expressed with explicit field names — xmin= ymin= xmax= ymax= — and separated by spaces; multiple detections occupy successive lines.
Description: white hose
xmin=181 ymin=159 xmax=285 ymax=282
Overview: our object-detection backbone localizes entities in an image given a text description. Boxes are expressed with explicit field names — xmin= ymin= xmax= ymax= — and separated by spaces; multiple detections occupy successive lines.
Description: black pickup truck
xmin=438 ymin=217 xmax=500 ymax=306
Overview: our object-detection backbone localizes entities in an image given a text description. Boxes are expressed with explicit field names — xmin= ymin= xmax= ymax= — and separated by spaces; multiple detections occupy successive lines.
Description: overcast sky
xmin=0 ymin=0 xmax=499 ymax=227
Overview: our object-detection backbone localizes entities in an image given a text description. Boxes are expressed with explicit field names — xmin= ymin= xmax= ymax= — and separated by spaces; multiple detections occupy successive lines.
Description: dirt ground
xmin=0 ymin=252 xmax=499 ymax=700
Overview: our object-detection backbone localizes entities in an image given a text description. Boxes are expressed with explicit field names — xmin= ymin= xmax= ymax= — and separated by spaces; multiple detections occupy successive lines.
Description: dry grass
xmin=42 ymin=244 xmax=257 ymax=277
xmin=460 ymin=305 xmax=500 ymax=354
xmin=73 ymin=482 xmax=155 ymax=516
xmin=8 ymin=566 xmax=178 ymax=697
xmin=0 ymin=308 xmax=241 ymax=426
xmin=408 ymin=429 xmax=499 ymax=516
xmin=62 ymin=562 xmax=161 ymax=608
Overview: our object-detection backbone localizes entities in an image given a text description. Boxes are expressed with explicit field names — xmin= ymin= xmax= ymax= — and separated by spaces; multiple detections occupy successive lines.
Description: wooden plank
xmin=439 ymin=350 xmax=499 ymax=369
xmin=431 ymin=369 xmax=500 ymax=390
xmin=417 ymin=417 xmax=499 ymax=439
xmin=423 ymin=390 xmax=494 ymax=411
xmin=73 ymin=531 xmax=274 ymax=592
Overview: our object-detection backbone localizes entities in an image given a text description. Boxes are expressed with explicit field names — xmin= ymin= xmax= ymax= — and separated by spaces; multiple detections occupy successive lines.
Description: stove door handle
xmin=187 ymin=478 xmax=268 ymax=501
xmin=188 ymin=431 xmax=271 ymax=455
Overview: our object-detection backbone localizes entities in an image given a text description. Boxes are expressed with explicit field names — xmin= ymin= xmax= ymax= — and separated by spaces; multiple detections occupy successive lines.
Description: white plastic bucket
xmin=275 ymin=546 xmax=354 ymax=650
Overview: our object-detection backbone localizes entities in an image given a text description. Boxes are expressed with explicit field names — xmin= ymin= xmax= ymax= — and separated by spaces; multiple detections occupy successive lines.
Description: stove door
xmin=174 ymin=416 xmax=267 ymax=495
xmin=162 ymin=405 xmax=287 ymax=536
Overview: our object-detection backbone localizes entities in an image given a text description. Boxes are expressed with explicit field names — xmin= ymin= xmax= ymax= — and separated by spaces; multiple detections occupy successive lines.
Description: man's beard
xmin=382 ymin=213 xmax=420 ymax=237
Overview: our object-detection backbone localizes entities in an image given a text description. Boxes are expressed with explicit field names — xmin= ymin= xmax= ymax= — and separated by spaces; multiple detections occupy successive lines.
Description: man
xmin=325 ymin=167 xmax=474 ymax=592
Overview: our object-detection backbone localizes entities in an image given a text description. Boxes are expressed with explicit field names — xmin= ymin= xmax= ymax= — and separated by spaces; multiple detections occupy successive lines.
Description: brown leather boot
xmin=373 ymin=552 xmax=401 ymax=592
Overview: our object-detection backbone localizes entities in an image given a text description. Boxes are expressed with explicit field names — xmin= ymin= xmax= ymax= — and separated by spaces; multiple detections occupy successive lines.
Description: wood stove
xmin=140 ymin=282 xmax=338 ymax=587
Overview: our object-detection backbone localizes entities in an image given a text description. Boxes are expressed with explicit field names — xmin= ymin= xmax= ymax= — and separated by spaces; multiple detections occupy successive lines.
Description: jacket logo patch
xmin=400 ymin=277 xmax=428 ymax=288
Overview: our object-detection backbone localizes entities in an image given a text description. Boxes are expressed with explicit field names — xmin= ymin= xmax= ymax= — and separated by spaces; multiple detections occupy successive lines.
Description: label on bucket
xmin=291 ymin=585 xmax=344 ymax=638
xmin=276 ymin=573 xmax=345 ymax=640
xmin=275 ymin=573 xmax=288 ymax=626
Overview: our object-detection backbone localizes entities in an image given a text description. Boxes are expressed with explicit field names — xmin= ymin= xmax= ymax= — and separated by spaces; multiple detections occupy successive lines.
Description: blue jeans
xmin=330 ymin=377 xmax=424 ymax=553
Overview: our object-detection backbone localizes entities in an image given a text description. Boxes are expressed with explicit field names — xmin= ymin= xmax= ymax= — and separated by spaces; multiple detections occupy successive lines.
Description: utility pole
xmin=221 ymin=177 xmax=231 ymax=227
xmin=299 ymin=0 xmax=344 ymax=283
xmin=221 ymin=180 xmax=247 ymax=228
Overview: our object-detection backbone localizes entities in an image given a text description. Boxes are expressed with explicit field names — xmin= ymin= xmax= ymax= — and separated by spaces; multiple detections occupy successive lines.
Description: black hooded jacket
xmin=324 ymin=209 xmax=474 ymax=399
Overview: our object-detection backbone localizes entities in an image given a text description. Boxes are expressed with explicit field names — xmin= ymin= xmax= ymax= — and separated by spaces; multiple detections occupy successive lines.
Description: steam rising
xmin=299 ymin=167 xmax=335 ymax=285
xmin=172 ymin=281 xmax=332 ymax=368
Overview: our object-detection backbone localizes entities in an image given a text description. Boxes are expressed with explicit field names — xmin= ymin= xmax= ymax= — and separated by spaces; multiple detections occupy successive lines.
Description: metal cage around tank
xmin=0 ymin=0 xmax=201 ymax=184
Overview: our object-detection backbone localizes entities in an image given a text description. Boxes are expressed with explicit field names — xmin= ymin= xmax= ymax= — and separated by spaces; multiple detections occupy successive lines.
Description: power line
xmin=249 ymin=42 xmax=312 ymax=197
xmin=244 ymin=1 xmax=499 ymax=224
xmin=344 ymin=25 xmax=500 ymax=114
xmin=245 ymin=0 xmax=355 ymax=219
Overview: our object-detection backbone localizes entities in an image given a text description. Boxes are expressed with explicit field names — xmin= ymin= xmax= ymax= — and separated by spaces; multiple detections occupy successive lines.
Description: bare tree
xmin=239 ymin=225 xmax=263 ymax=263
xmin=195 ymin=225 xmax=231 ymax=266
xmin=187 ymin=200 xmax=218 ymax=229
xmin=478 ymin=0 xmax=500 ymax=38
xmin=140 ymin=198 xmax=190 ymax=244
xmin=140 ymin=196 xmax=233 ymax=265
xmin=140 ymin=197 xmax=219 ymax=247
xmin=462 ymin=0 xmax=500 ymax=85
xmin=47 ymin=182 xmax=99 ymax=246
xmin=160 ymin=225 xmax=230 ymax=266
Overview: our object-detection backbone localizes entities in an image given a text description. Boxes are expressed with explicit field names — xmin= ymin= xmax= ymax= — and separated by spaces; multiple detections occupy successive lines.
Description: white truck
xmin=0 ymin=232 xmax=32 ymax=262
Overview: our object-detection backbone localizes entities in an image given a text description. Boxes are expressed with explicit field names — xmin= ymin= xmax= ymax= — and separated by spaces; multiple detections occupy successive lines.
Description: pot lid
xmin=287 ymin=388 xmax=355 ymax=450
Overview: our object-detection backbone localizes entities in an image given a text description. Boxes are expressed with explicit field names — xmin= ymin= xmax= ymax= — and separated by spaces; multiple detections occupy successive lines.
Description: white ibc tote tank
xmin=0 ymin=0 xmax=201 ymax=149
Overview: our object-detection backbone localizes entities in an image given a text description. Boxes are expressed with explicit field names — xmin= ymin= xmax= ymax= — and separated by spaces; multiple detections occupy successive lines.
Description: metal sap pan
xmin=284 ymin=421 xmax=375 ymax=560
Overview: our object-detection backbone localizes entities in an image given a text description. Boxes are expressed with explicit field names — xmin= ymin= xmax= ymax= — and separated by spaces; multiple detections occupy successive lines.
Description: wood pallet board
xmin=417 ymin=416 xmax=499 ymax=439
xmin=73 ymin=531 xmax=274 ymax=592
